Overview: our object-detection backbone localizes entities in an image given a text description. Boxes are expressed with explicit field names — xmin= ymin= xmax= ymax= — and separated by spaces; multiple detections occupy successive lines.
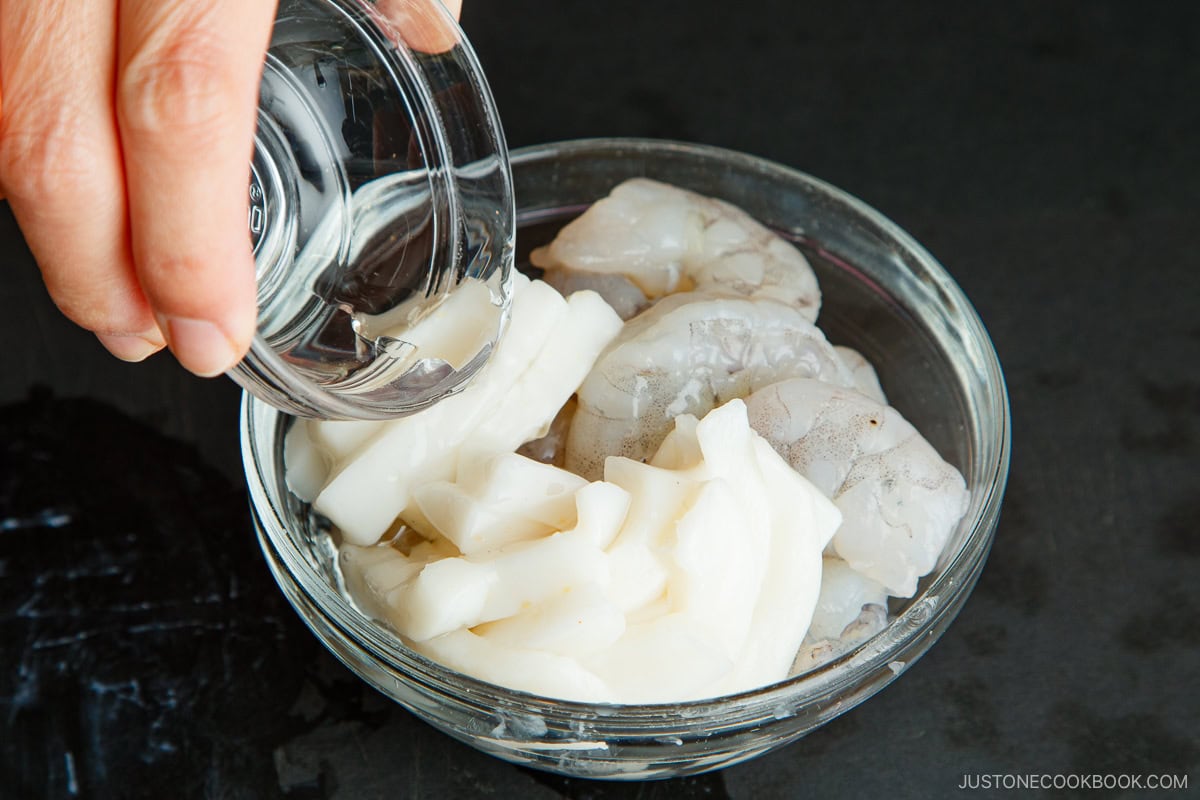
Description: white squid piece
xmin=531 ymin=178 xmax=822 ymax=321
xmin=745 ymin=378 xmax=969 ymax=597
xmin=290 ymin=278 xmax=623 ymax=546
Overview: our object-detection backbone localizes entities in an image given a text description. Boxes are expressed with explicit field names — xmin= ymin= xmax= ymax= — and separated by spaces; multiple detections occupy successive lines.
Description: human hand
xmin=0 ymin=0 xmax=463 ymax=378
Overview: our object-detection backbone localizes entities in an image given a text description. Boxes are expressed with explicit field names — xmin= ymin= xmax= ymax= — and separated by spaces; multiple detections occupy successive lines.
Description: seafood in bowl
xmin=242 ymin=137 xmax=1009 ymax=779
xmin=284 ymin=177 xmax=968 ymax=703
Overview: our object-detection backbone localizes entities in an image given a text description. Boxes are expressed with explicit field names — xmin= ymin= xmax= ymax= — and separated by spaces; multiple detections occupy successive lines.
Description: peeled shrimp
xmin=792 ymin=603 xmax=889 ymax=675
xmin=515 ymin=397 xmax=576 ymax=466
xmin=791 ymin=557 xmax=890 ymax=673
xmin=745 ymin=378 xmax=969 ymax=597
xmin=565 ymin=294 xmax=857 ymax=480
xmin=541 ymin=269 xmax=650 ymax=321
xmin=531 ymin=178 xmax=822 ymax=321
xmin=834 ymin=346 xmax=887 ymax=405
xmin=805 ymin=557 xmax=889 ymax=642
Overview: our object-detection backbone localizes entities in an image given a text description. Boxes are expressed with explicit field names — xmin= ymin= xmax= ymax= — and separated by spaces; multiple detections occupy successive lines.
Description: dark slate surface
xmin=2 ymin=2 xmax=1197 ymax=798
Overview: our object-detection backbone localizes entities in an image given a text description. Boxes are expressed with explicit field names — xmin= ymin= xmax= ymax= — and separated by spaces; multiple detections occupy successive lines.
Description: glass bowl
xmin=241 ymin=138 xmax=1010 ymax=780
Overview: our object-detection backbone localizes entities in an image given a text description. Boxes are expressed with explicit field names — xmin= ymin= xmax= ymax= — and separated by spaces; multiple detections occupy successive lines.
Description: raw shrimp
xmin=834 ymin=346 xmax=887 ymax=405
xmin=541 ymin=269 xmax=650 ymax=321
xmin=805 ymin=557 xmax=889 ymax=642
xmin=565 ymin=294 xmax=856 ymax=480
xmin=745 ymin=378 xmax=969 ymax=598
xmin=791 ymin=557 xmax=890 ymax=673
xmin=792 ymin=604 xmax=889 ymax=675
xmin=516 ymin=397 xmax=576 ymax=466
xmin=530 ymin=178 xmax=822 ymax=321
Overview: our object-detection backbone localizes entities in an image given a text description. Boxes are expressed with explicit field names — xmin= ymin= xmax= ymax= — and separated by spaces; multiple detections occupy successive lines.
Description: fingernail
xmin=157 ymin=316 xmax=240 ymax=378
xmin=96 ymin=332 xmax=164 ymax=363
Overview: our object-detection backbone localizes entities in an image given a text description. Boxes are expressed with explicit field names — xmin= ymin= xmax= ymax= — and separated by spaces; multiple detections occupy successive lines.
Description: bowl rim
xmin=241 ymin=136 xmax=1012 ymax=726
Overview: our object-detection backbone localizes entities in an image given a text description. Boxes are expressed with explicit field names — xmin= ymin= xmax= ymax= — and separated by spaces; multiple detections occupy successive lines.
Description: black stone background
xmin=1 ymin=2 xmax=1197 ymax=798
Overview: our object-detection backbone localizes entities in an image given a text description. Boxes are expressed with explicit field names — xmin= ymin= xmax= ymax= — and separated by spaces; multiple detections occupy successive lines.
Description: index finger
xmin=116 ymin=0 xmax=276 ymax=377
xmin=376 ymin=0 xmax=463 ymax=53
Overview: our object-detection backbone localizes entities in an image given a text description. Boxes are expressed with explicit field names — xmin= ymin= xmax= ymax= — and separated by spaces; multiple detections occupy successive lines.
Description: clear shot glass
xmin=232 ymin=0 xmax=514 ymax=420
